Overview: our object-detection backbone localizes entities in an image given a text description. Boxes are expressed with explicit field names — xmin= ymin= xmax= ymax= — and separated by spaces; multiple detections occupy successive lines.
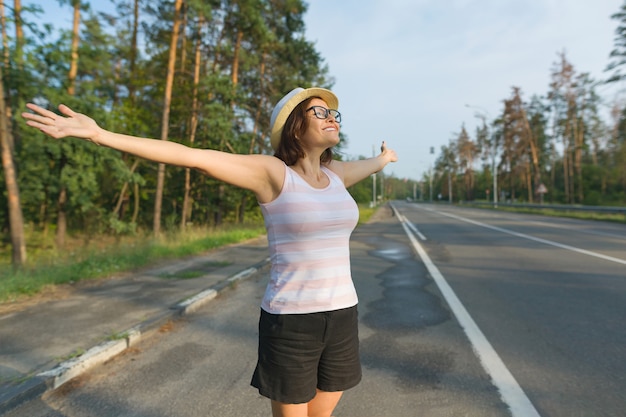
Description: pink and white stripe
xmin=259 ymin=165 xmax=359 ymax=314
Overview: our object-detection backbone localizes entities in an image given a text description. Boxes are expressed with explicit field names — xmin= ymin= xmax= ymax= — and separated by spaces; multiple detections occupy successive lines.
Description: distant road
xmin=394 ymin=201 xmax=626 ymax=417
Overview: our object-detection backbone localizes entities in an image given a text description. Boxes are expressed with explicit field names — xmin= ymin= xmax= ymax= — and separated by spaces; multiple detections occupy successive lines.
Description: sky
xmin=41 ymin=0 xmax=625 ymax=180
xmin=303 ymin=0 xmax=625 ymax=180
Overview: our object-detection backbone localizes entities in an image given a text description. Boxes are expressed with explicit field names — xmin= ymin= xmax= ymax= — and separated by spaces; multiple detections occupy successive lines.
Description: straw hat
xmin=269 ymin=87 xmax=339 ymax=151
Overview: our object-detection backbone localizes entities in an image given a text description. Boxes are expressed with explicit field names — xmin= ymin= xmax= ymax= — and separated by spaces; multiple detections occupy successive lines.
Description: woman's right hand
xmin=22 ymin=103 xmax=103 ymax=144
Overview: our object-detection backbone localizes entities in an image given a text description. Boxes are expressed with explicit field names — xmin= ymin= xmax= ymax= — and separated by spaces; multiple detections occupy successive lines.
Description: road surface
xmin=7 ymin=202 xmax=625 ymax=417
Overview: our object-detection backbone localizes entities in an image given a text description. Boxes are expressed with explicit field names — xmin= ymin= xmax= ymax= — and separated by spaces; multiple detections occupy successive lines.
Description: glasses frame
xmin=306 ymin=106 xmax=341 ymax=123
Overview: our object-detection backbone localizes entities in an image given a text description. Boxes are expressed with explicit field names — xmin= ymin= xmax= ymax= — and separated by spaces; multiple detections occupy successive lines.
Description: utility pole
xmin=380 ymin=171 xmax=384 ymax=202
xmin=371 ymin=145 xmax=377 ymax=207
xmin=492 ymin=142 xmax=498 ymax=208
xmin=448 ymin=172 xmax=452 ymax=203
xmin=429 ymin=146 xmax=434 ymax=202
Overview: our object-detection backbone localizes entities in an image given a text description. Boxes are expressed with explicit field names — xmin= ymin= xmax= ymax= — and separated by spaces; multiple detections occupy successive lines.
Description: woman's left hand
xmin=380 ymin=140 xmax=398 ymax=163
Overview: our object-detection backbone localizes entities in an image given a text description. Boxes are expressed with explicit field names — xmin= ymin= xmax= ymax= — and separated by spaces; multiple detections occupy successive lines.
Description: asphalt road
xmin=6 ymin=203 xmax=625 ymax=417
xmin=395 ymin=201 xmax=626 ymax=417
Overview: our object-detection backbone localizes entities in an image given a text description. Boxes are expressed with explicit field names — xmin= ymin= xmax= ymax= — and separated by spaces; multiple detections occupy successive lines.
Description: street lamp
xmin=429 ymin=146 xmax=434 ymax=202
xmin=371 ymin=145 xmax=377 ymax=207
xmin=465 ymin=104 xmax=498 ymax=207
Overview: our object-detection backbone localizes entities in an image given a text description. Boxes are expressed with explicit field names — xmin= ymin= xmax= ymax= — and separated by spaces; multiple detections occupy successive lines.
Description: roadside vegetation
xmin=0 ymin=222 xmax=265 ymax=304
xmin=454 ymin=201 xmax=626 ymax=224
xmin=491 ymin=206 xmax=626 ymax=224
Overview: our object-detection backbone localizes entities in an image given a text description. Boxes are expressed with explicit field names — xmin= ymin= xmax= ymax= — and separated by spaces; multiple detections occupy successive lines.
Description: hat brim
xmin=270 ymin=87 xmax=339 ymax=151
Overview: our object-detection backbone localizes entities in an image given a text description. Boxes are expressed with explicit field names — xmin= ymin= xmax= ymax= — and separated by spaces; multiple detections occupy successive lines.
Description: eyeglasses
xmin=306 ymin=106 xmax=341 ymax=123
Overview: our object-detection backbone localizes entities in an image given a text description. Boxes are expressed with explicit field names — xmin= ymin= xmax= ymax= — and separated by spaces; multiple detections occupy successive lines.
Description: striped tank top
xmin=259 ymin=163 xmax=359 ymax=314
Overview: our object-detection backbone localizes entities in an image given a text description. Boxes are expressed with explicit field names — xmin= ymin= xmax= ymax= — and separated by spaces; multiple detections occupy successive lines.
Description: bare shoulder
xmin=247 ymin=154 xmax=285 ymax=203
xmin=327 ymin=159 xmax=346 ymax=182
xmin=193 ymin=151 xmax=285 ymax=203
xmin=250 ymin=153 xmax=285 ymax=175
xmin=236 ymin=153 xmax=286 ymax=188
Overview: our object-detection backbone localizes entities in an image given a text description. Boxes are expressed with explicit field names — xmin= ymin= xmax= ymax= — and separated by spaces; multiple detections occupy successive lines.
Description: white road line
xmin=391 ymin=204 xmax=541 ymax=417
xmin=421 ymin=206 xmax=626 ymax=266
xmin=401 ymin=214 xmax=427 ymax=240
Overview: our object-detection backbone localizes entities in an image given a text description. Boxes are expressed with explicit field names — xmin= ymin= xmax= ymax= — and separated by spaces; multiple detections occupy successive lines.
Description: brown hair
xmin=274 ymin=97 xmax=334 ymax=166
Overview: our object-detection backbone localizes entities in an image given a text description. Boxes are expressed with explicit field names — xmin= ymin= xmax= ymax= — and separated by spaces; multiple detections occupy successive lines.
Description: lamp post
xmin=371 ymin=145 xmax=377 ymax=207
xmin=429 ymin=146 xmax=434 ymax=202
xmin=492 ymin=139 xmax=498 ymax=208
xmin=465 ymin=104 xmax=498 ymax=207
xmin=429 ymin=165 xmax=433 ymax=202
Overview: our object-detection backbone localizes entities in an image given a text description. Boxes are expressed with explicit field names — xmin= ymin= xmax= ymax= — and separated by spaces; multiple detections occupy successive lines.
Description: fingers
xmin=22 ymin=120 xmax=60 ymax=138
xmin=22 ymin=105 xmax=55 ymax=126
xmin=58 ymin=104 xmax=76 ymax=117
xmin=23 ymin=103 xmax=74 ymax=119
xmin=24 ymin=103 xmax=58 ymax=120
xmin=23 ymin=103 xmax=98 ymax=141
xmin=22 ymin=103 xmax=71 ymax=125
xmin=379 ymin=140 xmax=398 ymax=163
xmin=21 ymin=112 xmax=52 ymax=128
xmin=22 ymin=103 xmax=66 ymax=138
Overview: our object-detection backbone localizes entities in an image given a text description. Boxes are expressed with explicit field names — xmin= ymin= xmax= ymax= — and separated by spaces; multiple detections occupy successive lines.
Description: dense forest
xmin=0 ymin=0 xmax=411 ymax=267
xmin=0 ymin=0 xmax=625 ymax=268
xmin=431 ymin=6 xmax=626 ymax=208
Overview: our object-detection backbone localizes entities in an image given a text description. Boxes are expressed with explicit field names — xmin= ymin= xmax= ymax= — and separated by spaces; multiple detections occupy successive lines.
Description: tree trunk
xmin=1 ymin=2 xmax=13 ymax=130
xmin=67 ymin=1 xmax=80 ymax=95
xmin=55 ymin=0 xmax=81 ymax=247
xmin=562 ymin=132 xmax=570 ymax=203
xmin=249 ymin=53 xmax=266 ymax=154
xmin=575 ymin=117 xmax=584 ymax=203
xmin=13 ymin=0 xmax=23 ymax=68
xmin=0 ymin=65 xmax=26 ymax=266
xmin=114 ymin=0 xmax=141 ymax=220
xmin=238 ymin=194 xmax=247 ymax=223
xmin=56 ymin=186 xmax=67 ymax=248
xmin=154 ymin=0 xmax=183 ymax=235
xmin=132 ymin=182 xmax=140 ymax=224
xmin=214 ymin=184 xmax=224 ymax=226
xmin=113 ymin=159 xmax=139 ymax=216
xmin=521 ymin=108 xmax=541 ymax=201
xmin=181 ymin=14 xmax=204 ymax=230
xmin=130 ymin=0 xmax=139 ymax=75
xmin=1 ymin=2 xmax=8 ymax=66
xmin=232 ymin=30 xmax=243 ymax=88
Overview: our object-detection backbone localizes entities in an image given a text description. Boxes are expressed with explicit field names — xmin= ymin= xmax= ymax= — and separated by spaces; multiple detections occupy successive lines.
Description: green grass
xmin=0 ymin=223 xmax=266 ymax=304
xmin=357 ymin=205 xmax=377 ymax=224
xmin=486 ymin=206 xmax=626 ymax=224
xmin=0 ymin=205 xmax=378 ymax=304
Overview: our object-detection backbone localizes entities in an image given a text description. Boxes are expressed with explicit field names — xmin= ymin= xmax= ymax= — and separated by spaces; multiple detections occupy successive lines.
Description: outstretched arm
xmin=23 ymin=103 xmax=210 ymax=167
xmin=330 ymin=141 xmax=398 ymax=188
xmin=22 ymin=103 xmax=284 ymax=203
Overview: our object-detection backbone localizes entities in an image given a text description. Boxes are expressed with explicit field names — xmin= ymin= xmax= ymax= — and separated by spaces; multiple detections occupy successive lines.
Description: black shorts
xmin=250 ymin=305 xmax=362 ymax=404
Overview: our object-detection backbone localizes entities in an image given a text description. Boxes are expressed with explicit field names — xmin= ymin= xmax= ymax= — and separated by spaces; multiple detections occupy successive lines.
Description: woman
xmin=22 ymin=87 xmax=397 ymax=417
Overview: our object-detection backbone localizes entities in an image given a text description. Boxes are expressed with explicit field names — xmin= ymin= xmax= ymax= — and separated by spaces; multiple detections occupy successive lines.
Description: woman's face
xmin=300 ymin=98 xmax=341 ymax=150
